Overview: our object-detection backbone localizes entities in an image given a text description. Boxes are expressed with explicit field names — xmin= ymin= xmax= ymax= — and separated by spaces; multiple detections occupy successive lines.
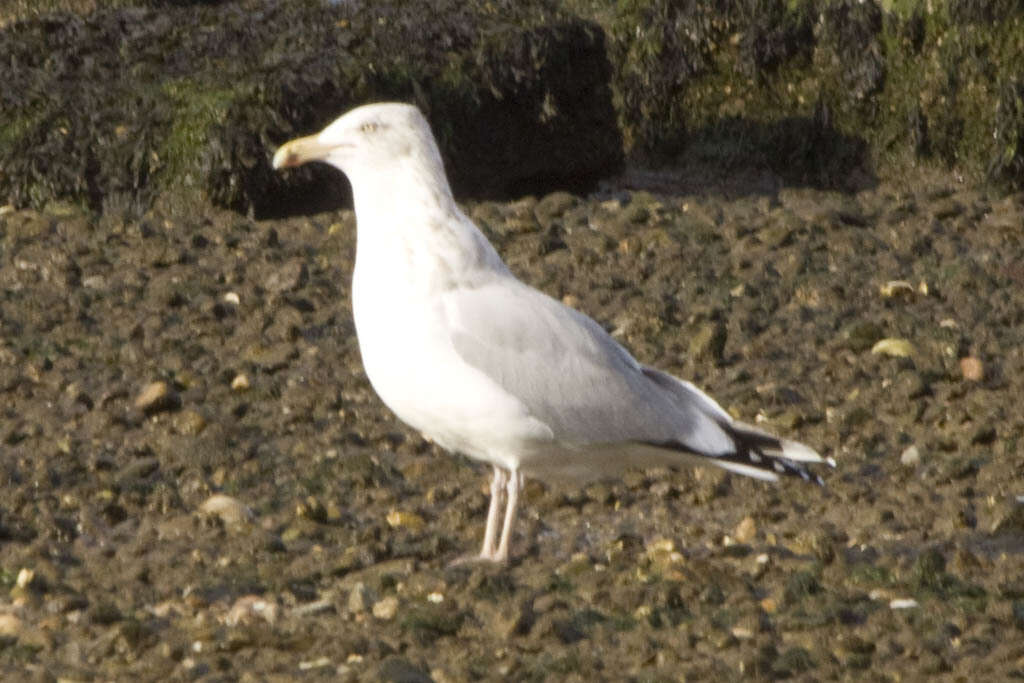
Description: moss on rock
xmin=0 ymin=0 xmax=621 ymax=216
xmin=595 ymin=0 xmax=1024 ymax=190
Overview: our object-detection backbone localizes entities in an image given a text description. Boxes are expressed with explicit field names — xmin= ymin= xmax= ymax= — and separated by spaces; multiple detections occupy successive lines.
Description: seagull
xmin=272 ymin=102 xmax=834 ymax=563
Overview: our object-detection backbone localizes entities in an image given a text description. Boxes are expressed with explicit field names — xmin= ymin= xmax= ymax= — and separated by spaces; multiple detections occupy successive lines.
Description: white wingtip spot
xmin=779 ymin=438 xmax=829 ymax=464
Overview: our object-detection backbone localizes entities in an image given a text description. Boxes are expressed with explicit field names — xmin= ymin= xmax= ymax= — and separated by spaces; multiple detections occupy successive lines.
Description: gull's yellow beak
xmin=272 ymin=134 xmax=331 ymax=169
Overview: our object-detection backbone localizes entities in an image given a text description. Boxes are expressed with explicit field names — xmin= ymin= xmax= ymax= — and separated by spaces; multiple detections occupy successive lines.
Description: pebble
xmin=386 ymin=509 xmax=425 ymax=531
xmin=82 ymin=274 xmax=106 ymax=289
xmin=644 ymin=538 xmax=684 ymax=572
xmin=734 ymin=516 xmax=757 ymax=544
xmin=173 ymin=409 xmax=207 ymax=436
xmin=299 ymin=657 xmax=332 ymax=671
xmin=264 ymin=260 xmax=307 ymax=294
xmin=900 ymin=445 xmax=921 ymax=466
xmin=230 ymin=373 xmax=250 ymax=391
xmin=0 ymin=613 xmax=24 ymax=637
xmin=291 ymin=598 xmax=334 ymax=617
xmin=960 ymin=356 xmax=984 ymax=381
xmin=871 ymin=338 xmax=915 ymax=358
xmin=134 ymin=380 xmax=181 ymax=413
xmin=730 ymin=625 xmax=755 ymax=640
xmin=889 ymin=598 xmax=919 ymax=609
xmin=224 ymin=595 xmax=279 ymax=626
xmin=16 ymin=568 xmax=35 ymax=589
xmin=879 ymin=280 xmax=914 ymax=298
xmin=372 ymin=596 xmax=399 ymax=620
xmin=199 ymin=494 xmax=254 ymax=526
xmin=347 ymin=583 xmax=376 ymax=614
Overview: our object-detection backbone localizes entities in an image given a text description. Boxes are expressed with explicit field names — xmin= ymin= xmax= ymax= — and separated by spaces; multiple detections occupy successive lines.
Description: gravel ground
xmin=1 ymin=168 xmax=1024 ymax=680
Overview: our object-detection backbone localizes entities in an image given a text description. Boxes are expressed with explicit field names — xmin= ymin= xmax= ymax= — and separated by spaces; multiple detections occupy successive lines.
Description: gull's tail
xmin=639 ymin=367 xmax=835 ymax=485
xmin=708 ymin=420 xmax=835 ymax=486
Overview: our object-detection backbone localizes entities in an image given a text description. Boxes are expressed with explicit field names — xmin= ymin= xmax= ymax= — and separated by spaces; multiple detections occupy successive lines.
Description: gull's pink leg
xmin=480 ymin=466 xmax=507 ymax=559
xmin=493 ymin=469 xmax=522 ymax=563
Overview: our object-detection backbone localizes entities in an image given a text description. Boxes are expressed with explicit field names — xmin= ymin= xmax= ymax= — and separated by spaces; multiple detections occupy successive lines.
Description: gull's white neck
xmin=349 ymin=158 xmax=458 ymax=232
xmin=345 ymin=154 xmax=506 ymax=298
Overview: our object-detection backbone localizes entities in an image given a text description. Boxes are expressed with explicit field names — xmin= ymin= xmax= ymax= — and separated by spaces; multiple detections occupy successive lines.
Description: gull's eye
xmin=360 ymin=122 xmax=379 ymax=133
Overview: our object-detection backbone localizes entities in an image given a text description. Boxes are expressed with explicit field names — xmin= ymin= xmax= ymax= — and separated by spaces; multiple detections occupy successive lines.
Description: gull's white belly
xmin=351 ymin=268 xmax=552 ymax=469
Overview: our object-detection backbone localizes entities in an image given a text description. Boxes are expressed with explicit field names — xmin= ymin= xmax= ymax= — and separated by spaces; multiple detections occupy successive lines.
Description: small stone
xmin=893 ymin=370 xmax=929 ymax=400
xmin=386 ymin=509 xmax=425 ymax=531
xmin=82 ymin=274 xmax=106 ymax=289
xmin=173 ymin=409 xmax=206 ymax=436
xmin=871 ymin=338 xmax=915 ymax=358
xmin=644 ymin=538 xmax=684 ymax=571
xmin=265 ymin=260 xmax=307 ymax=294
xmin=899 ymin=445 xmax=921 ymax=467
xmin=16 ymin=568 xmax=34 ymax=590
xmin=959 ymin=356 xmax=984 ymax=381
xmin=199 ymin=494 xmax=254 ymax=526
xmin=347 ymin=583 xmax=376 ymax=614
xmin=731 ymin=625 xmax=755 ymax=640
xmin=734 ymin=516 xmax=757 ymax=544
xmin=134 ymin=381 xmax=180 ymax=413
xmin=879 ymin=280 xmax=914 ymax=299
xmin=223 ymin=291 xmax=240 ymax=305
xmin=298 ymin=657 xmax=332 ymax=671
xmin=115 ymin=456 xmax=159 ymax=486
xmin=230 ymin=374 xmax=250 ymax=391
xmin=889 ymin=598 xmax=919 ymax=609
xmin=224 ymin=595 xmax=279 ymax=626
xmin=372 ymin=596 xmax=399 ymax=620
xmin=0 ymin=614 xmax=24 ymax=637
xmin=296 ymin=496 xmax=327 ymax=523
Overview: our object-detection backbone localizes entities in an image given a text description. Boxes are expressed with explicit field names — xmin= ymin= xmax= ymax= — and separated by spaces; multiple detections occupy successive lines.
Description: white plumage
xmin=272 ymin=102 xmax=834 ymax=563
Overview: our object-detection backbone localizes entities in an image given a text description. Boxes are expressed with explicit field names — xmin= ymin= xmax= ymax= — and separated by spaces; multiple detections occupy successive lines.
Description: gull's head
xmin=272 ymin=102 xmax=442 ymax=180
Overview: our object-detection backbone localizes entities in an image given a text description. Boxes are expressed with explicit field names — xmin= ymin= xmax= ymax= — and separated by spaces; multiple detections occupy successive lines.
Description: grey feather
xmin=444 ymin=279 xmax=735 ymax=455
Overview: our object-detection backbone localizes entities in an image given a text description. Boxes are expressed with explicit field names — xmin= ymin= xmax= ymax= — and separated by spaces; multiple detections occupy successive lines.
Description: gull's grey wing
xmin=440 ymin=278 xmax=736 ymax=455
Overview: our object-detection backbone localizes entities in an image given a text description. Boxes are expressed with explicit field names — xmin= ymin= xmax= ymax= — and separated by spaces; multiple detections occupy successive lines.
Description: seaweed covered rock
xmin=597 ymin=0 xmax=1024 ymax=190
xmin=0 ymin=0 xmax=621 ymax=216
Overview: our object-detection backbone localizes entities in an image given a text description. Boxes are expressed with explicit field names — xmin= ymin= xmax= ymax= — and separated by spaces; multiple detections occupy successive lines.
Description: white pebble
xmin=899 ymin=445 xmax=921 ymax=466
xmin=199 ymin=494 xmax=254 ymax=526
xmin=16 ymin=568 xmax=34 ymax=589
xmin=372 ymin=596 xmax=399 ymax=620
xmin=889 ymin=598 xmax=919 ymax=609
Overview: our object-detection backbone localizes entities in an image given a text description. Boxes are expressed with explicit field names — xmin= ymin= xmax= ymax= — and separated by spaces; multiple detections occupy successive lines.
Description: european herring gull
xmin=272 ymin=102 xmax=834 ymax=563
